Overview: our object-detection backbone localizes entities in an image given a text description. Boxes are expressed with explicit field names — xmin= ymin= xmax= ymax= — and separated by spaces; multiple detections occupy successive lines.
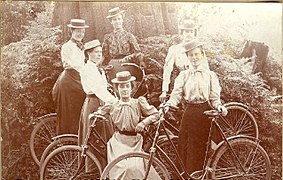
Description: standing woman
xmin=102 ymin=7 xmax=145 ymax=82
xmin=52 ymin=19 xmax=88 ymax=135
xmin=159 ymin=20 xmax=198 ymax=102
xmin=165 ymin=40 xmax=228 ymax=175
xmin=78 ymin=39 xmax=116 ymax=168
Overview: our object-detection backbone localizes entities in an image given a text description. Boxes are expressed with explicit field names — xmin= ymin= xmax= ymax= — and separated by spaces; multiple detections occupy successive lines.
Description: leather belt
xmin=185 ymin=100 xmax=208 ymax=106
xmin=118 ymin=130 xmax=137 ymax=136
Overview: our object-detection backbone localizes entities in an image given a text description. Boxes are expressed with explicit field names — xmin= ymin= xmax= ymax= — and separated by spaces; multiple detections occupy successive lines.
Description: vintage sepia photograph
xmin=1 ymin=1 xmax=282 ymax=179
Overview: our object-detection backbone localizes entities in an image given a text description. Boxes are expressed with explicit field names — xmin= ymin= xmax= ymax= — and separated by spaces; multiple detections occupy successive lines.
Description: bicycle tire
xmin=210 ymin=138 xmax=271 ymax=179
xmin=39 ymin=135 xmax=78 ymax=167
xmin=29 ymin=113 xmax=57 ymax=166
xmin=156 ymin=136 xmax=180 ymax=178
xmin=100 ymin=152 xmax=171 ymax=180
xmin=40 ymin=145 xmax=102 ymax=180
xmin=220 ymin=105 xmax=259 ymax=139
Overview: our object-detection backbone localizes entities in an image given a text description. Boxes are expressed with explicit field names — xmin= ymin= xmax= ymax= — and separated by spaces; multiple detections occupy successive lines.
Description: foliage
xmin=1 ymin=1 xmax=48 ymax=46
xmin=1 ymin=3 xmax=281 ymax=179
xmin=1 ymin=4 xmax=61 ymax=179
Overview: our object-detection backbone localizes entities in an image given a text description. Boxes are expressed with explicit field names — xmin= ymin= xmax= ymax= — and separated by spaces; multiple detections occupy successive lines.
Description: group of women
xmin=52 ymin=6 xmax=228 ymax=179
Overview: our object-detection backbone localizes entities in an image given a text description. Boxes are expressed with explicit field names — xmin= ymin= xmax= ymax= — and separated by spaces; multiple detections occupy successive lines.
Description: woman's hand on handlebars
xmin=88 ymin=111 xmax=105 ymax=120
xmin=159 ymin=91 xmax=167 ymax=102
xmin=159 ymin=102 xmax=170 ymax=115
xmin=217 ymin=105 xmax=228 ymax=116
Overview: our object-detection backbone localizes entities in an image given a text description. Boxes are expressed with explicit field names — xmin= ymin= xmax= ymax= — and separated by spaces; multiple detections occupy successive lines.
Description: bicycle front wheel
xmin=210 ymin=138 xmax=271 ymax=179
xmin=40 ymin=145 xmax=102 ymax=180
xmin=100 ymin=152 xmax=171 ymax=180
xmin=30 ymin=113 xmax=57 ymax=166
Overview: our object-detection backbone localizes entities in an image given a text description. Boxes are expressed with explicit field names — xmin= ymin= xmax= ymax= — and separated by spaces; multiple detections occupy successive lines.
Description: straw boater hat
xmin=179 ymin=19 xmax=196 ymax=30
xmin=183 ymin=39 xmax=202 ymax=53
xmin=84 ymin=40 xmax=101 ymax=51
xmin=67 ymin=19 xmax=89 ymax=28
xmin=111 ymin=71 xmax=136 ymax=84
xmin=106 ymin=7 xmax=125 ymax=19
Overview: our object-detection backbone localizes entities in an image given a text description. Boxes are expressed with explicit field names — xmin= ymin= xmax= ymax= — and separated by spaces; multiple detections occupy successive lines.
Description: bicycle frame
xmin=71 ymin=116 xmax=108 ymax=179
xmin=142 ymin=109 xmax=263 ymax=180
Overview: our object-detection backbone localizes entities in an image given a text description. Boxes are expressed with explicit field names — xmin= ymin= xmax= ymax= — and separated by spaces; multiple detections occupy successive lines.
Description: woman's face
xmin=71 ymin=28 xmax=85 ymax=41
xmin=187 ymin=47 xmax=204 ymax=67
xmin=110 ymin=14 xmax=124 ymax=30
xmin=118 ymin=82 xmax=132 ymax=99
xmin=182 ymin=29 xmax=195 ymax=42
xmin=89 ymin=46 xmax=103 ymax=64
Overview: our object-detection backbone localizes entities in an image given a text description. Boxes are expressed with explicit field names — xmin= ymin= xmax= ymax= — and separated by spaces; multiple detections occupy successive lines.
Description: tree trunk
xmin=51 ymin=2 xmax=178 ymax=43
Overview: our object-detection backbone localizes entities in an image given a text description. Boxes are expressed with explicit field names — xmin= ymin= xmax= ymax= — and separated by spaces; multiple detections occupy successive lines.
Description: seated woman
xmin=102 ymin=7 xmax=145 ymax=83
xmin=79 ymin=39 xmax=117 ymax=168
xmin=96 ymin=71 xmax=161 ymax=179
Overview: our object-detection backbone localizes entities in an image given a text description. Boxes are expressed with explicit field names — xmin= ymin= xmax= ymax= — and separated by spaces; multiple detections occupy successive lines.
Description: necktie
xmin=71 ymin=38 xmax=84 ymax=51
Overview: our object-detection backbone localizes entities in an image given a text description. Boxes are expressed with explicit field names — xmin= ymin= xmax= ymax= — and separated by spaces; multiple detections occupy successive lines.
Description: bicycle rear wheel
xmin=30 ymin=113 xmax=57 ymax=166
xmin=100 ymin=152 xmax=171 ymax=180
xmin=40 ymin=145 xmax=102 ymax=180
xmin=220 ymin=105 xmax=258 ymax=138
xmin=39 ymin=134 xmax=78 ymax=167
xmin=210 ymin=138 xmax=271 ymax=179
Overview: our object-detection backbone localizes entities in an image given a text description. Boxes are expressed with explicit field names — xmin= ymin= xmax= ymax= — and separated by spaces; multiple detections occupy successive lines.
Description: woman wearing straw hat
xmin=165 ymin=39 xmax=228 ymax=176
xmin=93 ymin=71 xmax=160 ymax=179
xmin=52 ymin=19 xmax=89 ymax=135
xmin=159 ymin=19 xmax=198 ymax=102
xmin=102 ymin=7 xmax=145 ymax=83
xmin=78 ymin=39 xmax=117 ymax=168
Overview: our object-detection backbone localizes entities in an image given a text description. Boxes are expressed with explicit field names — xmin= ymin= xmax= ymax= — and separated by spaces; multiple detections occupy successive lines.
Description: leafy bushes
xmin=1 ymin=4 xmax=281 ymax=179
xmin=1 ymin=4 xmax=61 ymax=179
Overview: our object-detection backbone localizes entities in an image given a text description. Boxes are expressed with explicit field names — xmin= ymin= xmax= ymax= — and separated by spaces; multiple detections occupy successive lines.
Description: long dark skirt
xmin=177 ymin=102 xmax=211 ymax=175
xmin=78 ymin=95 xmax=114 ymax=169
xmin=52 ymin=69 xmax=85 ymax=135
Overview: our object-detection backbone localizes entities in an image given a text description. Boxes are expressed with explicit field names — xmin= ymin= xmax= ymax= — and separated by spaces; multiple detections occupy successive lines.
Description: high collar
xmin=189 ymin=58 xmax=210 ymax=72
xmin=113 ymin=28 xmax=124 ymax=33
xmin=118 ymin=98 xmax=132 ymax=106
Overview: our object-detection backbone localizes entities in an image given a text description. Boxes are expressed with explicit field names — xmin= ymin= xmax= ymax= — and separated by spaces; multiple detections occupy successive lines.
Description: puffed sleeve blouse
xmin=99 ymin=97 xmax=159 ymax=132
xmin=61 ymin=40 xmax=85 ymax=72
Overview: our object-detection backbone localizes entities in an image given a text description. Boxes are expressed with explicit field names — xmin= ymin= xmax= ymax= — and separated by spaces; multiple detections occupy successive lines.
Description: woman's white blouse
xmin=61 ymin=40 xmax=85 ymax=72
xmin=162 ymin=44 xmax=190 ymax=92
xmin=167 ymin=62 xmax=222 ymax=109
xmin=80 ymin=61 xmax=116 ymax=103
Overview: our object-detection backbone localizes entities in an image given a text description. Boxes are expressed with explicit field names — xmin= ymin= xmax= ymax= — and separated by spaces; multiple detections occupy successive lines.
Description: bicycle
xmin=39 ymin=109 xmax=178 ymax=179
xmin=100 ymin=106 xmax=271 ymax=180
xmin=29 ymin=65 xmax=115 ymax=166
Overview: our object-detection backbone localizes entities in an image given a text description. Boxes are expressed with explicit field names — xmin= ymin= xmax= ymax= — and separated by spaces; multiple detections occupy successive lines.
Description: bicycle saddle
xmin=203 ymin=110 xmax=220 ymax=117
